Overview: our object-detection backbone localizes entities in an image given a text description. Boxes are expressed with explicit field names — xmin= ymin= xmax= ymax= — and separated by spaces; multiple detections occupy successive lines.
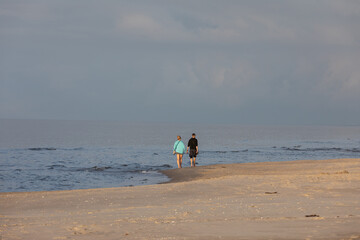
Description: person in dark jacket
xmin=186 ymin=133 xmax=198 ymax=167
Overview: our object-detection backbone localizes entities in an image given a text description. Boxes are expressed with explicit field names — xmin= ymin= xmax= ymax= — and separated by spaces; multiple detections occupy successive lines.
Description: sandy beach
xmin=1 ymin=158 xmax=360 ymax=240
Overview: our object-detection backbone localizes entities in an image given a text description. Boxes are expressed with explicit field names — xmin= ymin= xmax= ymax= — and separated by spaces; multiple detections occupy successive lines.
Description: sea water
xmin=0 ymin=119 xmax=359 ymax=192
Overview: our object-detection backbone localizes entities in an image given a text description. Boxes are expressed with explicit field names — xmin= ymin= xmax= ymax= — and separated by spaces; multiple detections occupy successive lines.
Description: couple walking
xmin=173 ymin=133 xmax=198 ymax=168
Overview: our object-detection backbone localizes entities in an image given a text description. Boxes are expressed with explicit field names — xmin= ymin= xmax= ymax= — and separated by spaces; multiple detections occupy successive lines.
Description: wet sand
xmin=1 ymin=158 xmax=360 ymax=239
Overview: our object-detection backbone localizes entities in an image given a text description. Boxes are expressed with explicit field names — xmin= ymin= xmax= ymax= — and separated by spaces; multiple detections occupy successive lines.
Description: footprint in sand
xmin=70 ymin=225 xmax=90 ymax=235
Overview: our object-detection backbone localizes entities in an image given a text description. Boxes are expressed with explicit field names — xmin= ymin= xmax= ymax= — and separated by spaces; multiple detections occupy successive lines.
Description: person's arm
xmin=196 ymin=139 xmax=198 ymax=153
xmin=173 ymin=141 xmax=177 ymax=154
xmin=187 ymin=140 xmax=190 ymax=153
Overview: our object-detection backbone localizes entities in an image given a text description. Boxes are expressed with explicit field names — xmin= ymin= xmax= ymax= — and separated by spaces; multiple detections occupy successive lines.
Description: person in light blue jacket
xmin=173 ymin=135 xmax=186 ymax=168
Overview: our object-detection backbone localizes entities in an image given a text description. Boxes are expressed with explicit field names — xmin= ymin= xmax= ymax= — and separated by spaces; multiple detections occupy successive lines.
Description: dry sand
xmin=1 ymin=158 xmax=360 ymax=240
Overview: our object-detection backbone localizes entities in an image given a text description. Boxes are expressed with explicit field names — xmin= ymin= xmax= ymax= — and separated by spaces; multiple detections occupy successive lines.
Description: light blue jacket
xmin=173 ymin=140 xmax=186 ymax=154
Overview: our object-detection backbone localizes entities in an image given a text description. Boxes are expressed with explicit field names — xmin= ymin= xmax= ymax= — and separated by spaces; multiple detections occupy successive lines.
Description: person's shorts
xmin=189 ymin=149 xmax=197 ymax=158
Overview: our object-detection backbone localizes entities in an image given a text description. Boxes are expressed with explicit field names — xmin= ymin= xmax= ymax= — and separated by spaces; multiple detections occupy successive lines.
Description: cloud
xmin=117 ymin=14 xmax=165 ymax=39
xmin=114 ymin=5 xmax=297 ymax=44
xmin=113 ymin=0 xmax=360 ymax=47
xmin=323 ymin=53 xmax=360 ymax=98
xmin=329 ymin=0 xmax=360 ymax=16
xmin=1 ymin=0 xmax=360 ymax=124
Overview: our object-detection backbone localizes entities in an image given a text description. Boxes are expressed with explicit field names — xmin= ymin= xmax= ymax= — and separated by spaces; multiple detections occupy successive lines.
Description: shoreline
xmin=1 ymin=158 xmax=360 ymax=239
xmin=160 ymin=158 xmax=359 ymax=184
xmin=1 ymin=158 xmax=356 ymax=194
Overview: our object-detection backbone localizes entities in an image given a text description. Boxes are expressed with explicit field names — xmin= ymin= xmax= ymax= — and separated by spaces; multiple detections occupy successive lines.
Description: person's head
xmin=177 ymin=135 xmax=181 ymax=140
xmin=192 ymin=133 xmax=196 ymax=138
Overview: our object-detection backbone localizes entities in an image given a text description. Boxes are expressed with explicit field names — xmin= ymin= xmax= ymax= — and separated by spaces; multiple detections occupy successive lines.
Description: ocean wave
xmin=63 ymin=147 xmax=84 ymax=151
xmin=74 ymin=163 xmax=172 ymax=173
xmin=77 ymin=166 xmax=112 ymax=172
xmin=28 ymin=147 xmax=56 ymax=151
xmin=27 ymin=147 xmax=84 ymax=151
xmin=47 ymin=164 xmax=66 ymax=169
xmin=282 ymin=147 xmax=360 ymax=153
xmin=201 ymin=149 xmax=259 ymax=154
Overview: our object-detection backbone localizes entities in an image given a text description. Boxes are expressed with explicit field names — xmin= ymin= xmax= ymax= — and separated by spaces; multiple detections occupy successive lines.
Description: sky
xmin=1 ymin=0 xmax=360 ymax=125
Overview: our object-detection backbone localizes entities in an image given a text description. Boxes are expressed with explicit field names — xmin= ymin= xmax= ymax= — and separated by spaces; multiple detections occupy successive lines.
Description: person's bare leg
xmin=190 ymin=158 xmax=194 ymax=167
xmin=191 ymin=158 xmax=196 ymax=167
xmin=179 ymin=155 xmax=183 ymax=168
xmin=176 ymin=154 xmax=181 ymax=168
xmin=193 ymin=157 xmax=196 ymax=167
